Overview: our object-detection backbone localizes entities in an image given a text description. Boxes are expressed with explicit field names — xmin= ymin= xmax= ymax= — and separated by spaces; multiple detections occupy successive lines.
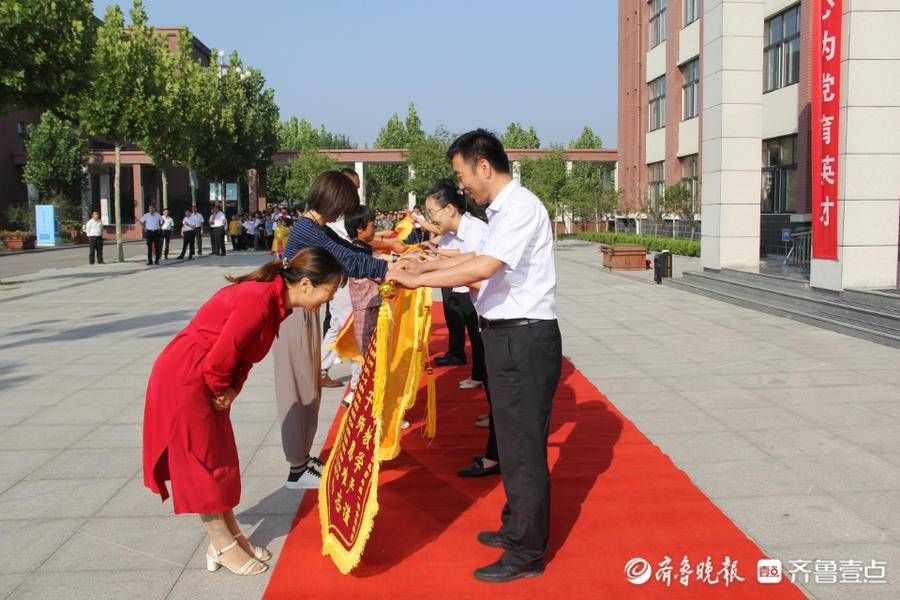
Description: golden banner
xmin=319 ymin=284 xmax=434 ymax=574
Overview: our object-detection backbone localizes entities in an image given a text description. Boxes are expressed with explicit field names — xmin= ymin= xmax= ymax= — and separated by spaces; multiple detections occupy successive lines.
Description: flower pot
xmin=600 ymin=244 xmax=648 ymax=271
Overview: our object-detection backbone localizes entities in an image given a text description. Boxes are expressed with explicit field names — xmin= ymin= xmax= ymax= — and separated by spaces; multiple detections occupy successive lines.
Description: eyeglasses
xmin=425 ymin=205 xmax=448 ymax=221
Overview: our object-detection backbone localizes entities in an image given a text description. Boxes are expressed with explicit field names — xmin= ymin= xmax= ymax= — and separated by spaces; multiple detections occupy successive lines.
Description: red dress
xmin=143 ymin=277 xmax=291 ymax=514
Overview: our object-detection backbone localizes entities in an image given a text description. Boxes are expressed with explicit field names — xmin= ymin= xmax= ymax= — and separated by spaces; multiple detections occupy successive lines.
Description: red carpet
xmin=264 ymin=304 xmax=806 ymax=599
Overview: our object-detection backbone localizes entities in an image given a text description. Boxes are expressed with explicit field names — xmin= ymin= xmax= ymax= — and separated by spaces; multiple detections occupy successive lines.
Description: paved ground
xmin=0 ymin=240 xmax=897 ymax=599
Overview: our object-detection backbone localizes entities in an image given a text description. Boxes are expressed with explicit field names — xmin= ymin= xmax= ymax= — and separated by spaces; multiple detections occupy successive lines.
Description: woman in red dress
xmin=143 ymin=246 xmax=346 ymax=576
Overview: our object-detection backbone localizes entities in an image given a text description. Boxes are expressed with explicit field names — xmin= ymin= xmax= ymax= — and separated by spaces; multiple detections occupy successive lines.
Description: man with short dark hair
xmin=176 ymin=208 xmax=197 ymax=260
xmin=139 ymin=204 xmax=164 ymax=265
xmin=160 ymin=208 xmax=174 ymax=260
xmin=391 ymin=129 xmax=561 ymax=583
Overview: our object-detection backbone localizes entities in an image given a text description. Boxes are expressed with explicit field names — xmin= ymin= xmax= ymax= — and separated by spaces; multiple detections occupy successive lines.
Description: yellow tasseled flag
xmin=329 ymin=313 xmax=363 ymax=363
xmin=391 ymin=215 xmax=414 ymax=242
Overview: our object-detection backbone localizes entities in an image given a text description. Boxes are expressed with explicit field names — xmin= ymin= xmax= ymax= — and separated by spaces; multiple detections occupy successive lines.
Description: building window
xmin=649 ymin=0 xmax=667 ymax=48
xmin=681 ymin=154 xmax=699 ymax=212
xmin=648 ymin=75 xmax=666 ymax=131
xmin=648 ymin=161 xmax=666 ymax=208
xmin=681 ymin=58 xmax=699 ymax=120
xmin=764 ymin=5 xmax=801 ymax=93
xmin=761 ymin=135 xmax=797 ymax=213
xmin=16 ymin=121 xmax=27 ymax=149
xmin=684 ymin=0 xmax=699 ymax=26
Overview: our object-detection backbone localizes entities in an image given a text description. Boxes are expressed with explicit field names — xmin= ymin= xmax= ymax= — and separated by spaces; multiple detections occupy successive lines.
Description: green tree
xmin=0 ymin=0 xmax=97 ymax=116
xmin=406 ymin=128 xmax=453 ymax=199
xmin=369 ymin=112 xmax=408 ymax=210
xmin=661 ymin=183 xmax=697 ymax=240
xmin=569 ymin=126 xmax=603 ymax=149
xmin=278 ymin=117 xmax=352 ymax=150
xmin=22 ymin=112 xmax=88 ymax=206
xmin=78 ymin=1 xmax=163 ymax=262
xmin=520 ymin=148 xmax=567 ymax=243
xmin=500 ymin=122 xmax=540 ymax=149
xmin=282 ymin=149 xmax=339 ymax=207
xmin=189 ymin=50 xmax=279 ymax=208
xmin=404 ymin=102 xmax=425 ymax=144
xmin=141 ymin=28 xmax=201 ymax=211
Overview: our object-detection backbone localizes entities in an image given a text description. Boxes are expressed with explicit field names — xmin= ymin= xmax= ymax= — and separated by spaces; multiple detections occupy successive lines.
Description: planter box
xmin=600 ymin=244 xmax=648 ymax=271
xmin=2 ymin=236 xmax=36 ymax=250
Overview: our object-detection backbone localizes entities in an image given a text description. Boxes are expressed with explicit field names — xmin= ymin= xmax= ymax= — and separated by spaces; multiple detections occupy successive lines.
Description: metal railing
xmin=785 ymin=229 xmax=812 ymax=268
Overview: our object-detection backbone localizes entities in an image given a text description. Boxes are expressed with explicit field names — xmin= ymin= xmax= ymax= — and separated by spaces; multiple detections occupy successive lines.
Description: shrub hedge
xmin=569 ymin=232 xmax=701 ymax=257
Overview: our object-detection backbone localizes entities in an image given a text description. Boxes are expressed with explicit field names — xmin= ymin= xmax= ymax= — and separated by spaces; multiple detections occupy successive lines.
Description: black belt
xmin=479 ymin=317 xmax=544 ymax=330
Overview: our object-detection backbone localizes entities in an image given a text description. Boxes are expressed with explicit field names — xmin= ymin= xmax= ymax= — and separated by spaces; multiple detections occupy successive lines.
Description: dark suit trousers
xmin=441 ymin=287 xmax=466 ymax=359
xmin=483 ymin=319 xmax=562 ymax=570
xmin=177 ymin=230 xmax=195 ymax=259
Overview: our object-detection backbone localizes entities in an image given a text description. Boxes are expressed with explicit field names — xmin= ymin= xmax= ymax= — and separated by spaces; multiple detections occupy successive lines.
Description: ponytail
xmin=226 ymin=246 xmax=347 ymax=288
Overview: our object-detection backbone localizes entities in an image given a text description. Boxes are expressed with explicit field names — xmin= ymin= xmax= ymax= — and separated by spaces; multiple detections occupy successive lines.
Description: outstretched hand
xmin=389 ymin=270 xmax=421 ymax=289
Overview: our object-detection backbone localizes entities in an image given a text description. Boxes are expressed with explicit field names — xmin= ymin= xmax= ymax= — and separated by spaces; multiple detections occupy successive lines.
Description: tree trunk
xmin=114 ymin=144 xmax=124 ymax=262
xmin=161 ymin=170 xmax=168 ymax=211
xmin=189 ymin=168 xmax=197 ymax=206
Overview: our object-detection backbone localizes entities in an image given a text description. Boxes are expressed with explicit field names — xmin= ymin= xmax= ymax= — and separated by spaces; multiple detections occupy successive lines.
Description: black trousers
xmin=441 ymin=288 xmax=466 ymax=360
xmin=483 ymin=319 xmax=561 ymax=570
xmin=88 ymin=236 xmax=104 ymax=264
xmin=145 ymin=230 xmax=162 ymax=263
xmin=482 ymin=373 xmax=498 ymax=462
xmin=196 ymin=229 xmax=203 ymax=254
xmin=161 ymin=230 xmax=171 ymax=258
xmin=211 ymin=227 xmax=226 ymax=255
xmin=448 ymin=291 xmax=486 ymax=381
xmin=230 ymin=231 xmax=239 ymax=251
xmin=177 ymin=230 xmax=195 ymax=259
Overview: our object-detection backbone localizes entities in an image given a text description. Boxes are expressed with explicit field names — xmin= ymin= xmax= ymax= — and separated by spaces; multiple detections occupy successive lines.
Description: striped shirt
xmin=285 ymin=216 xmax=387 ymax=280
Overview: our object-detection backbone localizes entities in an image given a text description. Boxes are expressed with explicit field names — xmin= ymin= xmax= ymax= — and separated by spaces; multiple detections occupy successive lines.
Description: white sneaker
xmin=458 ymin=378 xmax=484 ymax=389
xmin=285 ymin=466 xmax=321 ymax=490
xmin=400 ymin=420 xmax=410 ymax=430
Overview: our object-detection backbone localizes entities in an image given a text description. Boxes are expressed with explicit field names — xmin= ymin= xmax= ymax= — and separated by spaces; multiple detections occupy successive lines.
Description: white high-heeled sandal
xmin=206 ymin=540 xmax=267 ymax=576
xmin=234 ymin=530 xmax=272 ymax=562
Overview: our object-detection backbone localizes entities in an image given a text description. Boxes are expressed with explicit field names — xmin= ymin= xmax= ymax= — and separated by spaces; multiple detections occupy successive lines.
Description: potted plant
xmin=0 ymin=230 xmax=37 ymax=250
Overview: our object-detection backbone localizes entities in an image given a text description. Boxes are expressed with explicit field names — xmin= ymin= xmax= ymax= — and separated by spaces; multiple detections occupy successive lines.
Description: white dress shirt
xmin=209 ymin=212 xmax=226 ymax=228
xmin=242 ymin=220 xmax=257 ymax=235
xmin=140 ymin=212 xmax=163 ymax=231
xmin=449 ymin=212 xmax=488 ymax=294
xmin=328 ymin=218 xmax=350 ymax=242
xmin=83 ymin=218 xmax=103 ymax=237
xmin=475 ymin=179 xmax=557 ymax=321
xmin=190 ymin=213 xmax=205 ymax=230
xmin=161 ymin=216 xmax=174 ymax=231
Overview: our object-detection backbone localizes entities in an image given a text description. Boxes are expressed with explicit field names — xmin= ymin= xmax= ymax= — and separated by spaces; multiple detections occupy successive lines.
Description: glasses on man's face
xmin=425 ymin=205 xmax=448 ymax=221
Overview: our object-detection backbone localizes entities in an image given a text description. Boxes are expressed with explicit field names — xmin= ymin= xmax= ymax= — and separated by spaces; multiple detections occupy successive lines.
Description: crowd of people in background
xmin=86 ymin=201 xmax=434 ymax=266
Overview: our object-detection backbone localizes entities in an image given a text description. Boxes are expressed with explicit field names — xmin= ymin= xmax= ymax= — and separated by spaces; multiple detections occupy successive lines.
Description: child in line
xmin=271 ymin=217 xmax=291 ymax=259
xmin=342 ymin=205 xmax=382 ymax=407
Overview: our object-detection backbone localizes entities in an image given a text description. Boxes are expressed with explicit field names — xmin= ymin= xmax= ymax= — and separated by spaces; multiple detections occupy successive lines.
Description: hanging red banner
xmin=811 ymin=0 xmax=842 ymax=260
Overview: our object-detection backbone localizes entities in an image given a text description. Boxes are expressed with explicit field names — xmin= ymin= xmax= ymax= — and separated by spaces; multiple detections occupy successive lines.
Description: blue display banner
xmin=35 ymin=204 xmax=59 ymax=247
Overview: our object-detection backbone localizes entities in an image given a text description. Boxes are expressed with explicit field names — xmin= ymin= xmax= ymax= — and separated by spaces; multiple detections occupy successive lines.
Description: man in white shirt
xmin=176 ymin=208 xmax=197 ymax=260
xmin=193 ymin=207 xmax=205 ymax=255
xmin=160 ymin=208 xmax=174 ymax=260
xmin=241 ymin=215 xmax=258 ymax=251
xmin=139 ymin=204 xmax=164 ymax=265
xmin=83 ymin=210 xmax=104 ymax=265
xmin=209 ymin=205 xmax=227 ymax=256
xmin=391 ymin=129 xmax=561 ymax=583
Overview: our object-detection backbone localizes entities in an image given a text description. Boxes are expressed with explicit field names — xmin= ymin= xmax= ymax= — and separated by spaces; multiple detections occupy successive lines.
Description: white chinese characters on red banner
xmin=811 ymin=0 xmax=842 ymax=260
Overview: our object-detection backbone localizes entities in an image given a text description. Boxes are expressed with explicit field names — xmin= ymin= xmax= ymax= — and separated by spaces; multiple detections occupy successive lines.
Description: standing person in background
xmin=209 ymin=205 xmax=227 ymax=256
xmin=140 ymin=204 xmax=164 ymax=266
xmin=194 ymin=207 xmax=205 ymax=255
xmin=241 ymin=215 xmax=258 ymax=252
xmin=265 ymin=212 xmax=275 ymax=250
xmin=83 ymin=210 xmax=104 ymax=265
xmin=177 ymin=209 xmax=197 ymax=260
xmin=160 ymin=208 xmax=175 ymax=260
xmin=228 ymin=214 xmax=241 ymax=251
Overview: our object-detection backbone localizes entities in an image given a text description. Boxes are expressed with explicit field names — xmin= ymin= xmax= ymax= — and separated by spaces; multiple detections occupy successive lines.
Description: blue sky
xmin=94 ymin=0 xmax=618 ymax=148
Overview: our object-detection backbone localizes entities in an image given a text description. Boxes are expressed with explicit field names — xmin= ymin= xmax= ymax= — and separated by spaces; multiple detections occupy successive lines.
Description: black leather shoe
xmin=473 ymin=560 xmax=543 ymax=583
xmin=458 ymin=458 xmax=500 ymax=478
xmin=476 ymin=531 xmax=504 ymax=548
xmin=435 ymin=354 xmax=466 ymax=367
